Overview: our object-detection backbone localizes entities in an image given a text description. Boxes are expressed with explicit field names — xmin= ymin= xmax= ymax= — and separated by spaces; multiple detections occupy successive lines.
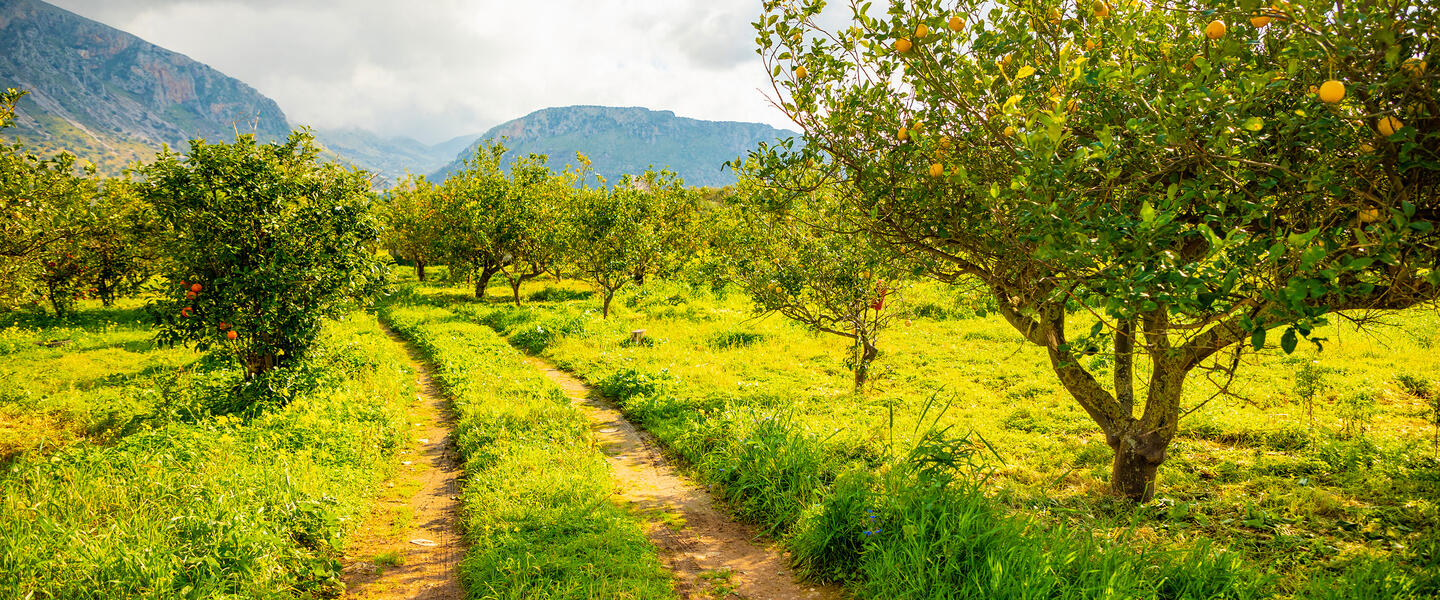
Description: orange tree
xmin=81 ymin=176 xmax=165 ymax=307
xmin=568 ymin=169 xmax=700 ymax=317
xmin=494 ymin=154 xmax=574 ymax=305
xmin=381 ymin=174 xmax=444 ymax=281
xmin=756 ymin=0 xmax=1438 ymax=500
xmin=438 ymin=141 xmax=516 ymax=299
xmin=140 ymin=131 xmax=387 ymax=381
xmin=0 ymin=89 xmax=100 ymax=316
xmin=727 ymin=163 xmax=908 ymax=388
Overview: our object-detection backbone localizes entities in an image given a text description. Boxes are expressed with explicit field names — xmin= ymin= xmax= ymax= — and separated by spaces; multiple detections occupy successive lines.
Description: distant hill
xmin=0 ymin=0 xmax=291 ymax=172
xmin=431 ymin=106 xmax=799 ymax=188
xmin=314 ymin=129 xmax=479 ymax=189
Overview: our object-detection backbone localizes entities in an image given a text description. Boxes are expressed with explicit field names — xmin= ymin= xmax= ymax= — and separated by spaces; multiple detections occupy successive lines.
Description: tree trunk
xmin=510 ymin=278 xmax=523 ymax=306
xmin=603 ymin=290 xmax=614 ymax=318
xmin=243 ymin=353 xmax=278 ymax=380
xmin=1109 ymin=435 xmax=1165 ymax=502
xmin=1105 ymin=364 xmax=1185 ymax=501
xmin=853 ymin=338 xmax=878 ymax=389
xmin=476 ymin=266 xmax=497 ymax=299
xmin=416 ymin=260 xmax=427 ymax=282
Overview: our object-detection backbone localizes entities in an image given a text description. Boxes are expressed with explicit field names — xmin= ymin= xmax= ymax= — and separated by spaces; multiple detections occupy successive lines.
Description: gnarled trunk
xmin=1105 ymin=421 xmax=1172 ymax=502
xmin=416 ymin=260 xmax=427 ymax=282
xmin=510 ymin=279 xmax=523 ymax=306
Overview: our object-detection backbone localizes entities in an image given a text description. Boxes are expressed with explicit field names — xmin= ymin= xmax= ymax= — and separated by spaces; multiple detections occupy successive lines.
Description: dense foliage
xmin=140 ymin=132 xmax=387 ymax=381
xmin=751 ymin=0 xmax=1440 ymax=500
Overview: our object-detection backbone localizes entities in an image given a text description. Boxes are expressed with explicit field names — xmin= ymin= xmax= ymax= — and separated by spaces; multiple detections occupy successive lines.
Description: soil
xmin=340 ymin=327 xmax=465 ymax=600
xmin=526 ymin=356 xmax=846 ymax=600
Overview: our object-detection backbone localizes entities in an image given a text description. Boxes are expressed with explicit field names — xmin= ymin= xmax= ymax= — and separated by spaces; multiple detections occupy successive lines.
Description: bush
xmin=141 ymin=132 xmax=388 ymax=385
xmin=707 ymin=330 xmax=767 ymax=349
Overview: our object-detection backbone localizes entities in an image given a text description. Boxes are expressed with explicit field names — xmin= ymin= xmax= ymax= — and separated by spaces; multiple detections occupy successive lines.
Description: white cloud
xmin=47 ymin=0 xmax=795 ymax=143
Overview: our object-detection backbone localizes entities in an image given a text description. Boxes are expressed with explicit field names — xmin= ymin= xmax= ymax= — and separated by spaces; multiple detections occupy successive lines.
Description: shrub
xmin=141 ymin=132 xmax=387 ymax=385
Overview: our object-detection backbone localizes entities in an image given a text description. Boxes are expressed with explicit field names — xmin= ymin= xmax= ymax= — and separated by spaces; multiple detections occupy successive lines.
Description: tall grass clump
xmin=379 ymin=292 xmax=674 ymax=600
xmin=0 ymin=314 xmax=411 ymax=599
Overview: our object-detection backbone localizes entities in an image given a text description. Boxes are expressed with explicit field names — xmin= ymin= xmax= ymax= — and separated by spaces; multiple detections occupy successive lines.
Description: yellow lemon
xmin=948 ymin=16 xmax=965 ymax=31
xmin=894 ymin=38 xmax=913 ymax=53
xmin=1377 ymin=116 xmax=1403 ymax=136
xmin=1094 ymin=1 xmax=1111 ymax=18
xmin=795 ymin=65 xmax=808 ymax=79
xmin=1318 ymin=80 xmax=1345 ymax=104
xmin=898 ymin=127 xmax=910 ymax=141
xmin=1205 ymin=20 xmax=1227 ymax=40
xmin=929 ymin=163 xmax=945 ymax=177
xmin=916 ymin=24 xmax=930 ymax=38
xmin=1402 ymin=58 xmax=1427 ymax=77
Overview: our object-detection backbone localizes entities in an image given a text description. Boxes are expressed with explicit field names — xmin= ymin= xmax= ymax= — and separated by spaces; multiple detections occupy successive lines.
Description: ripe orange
xmin=948 ymin=16 xmax=964 ymax=31
xmin=929 ymin=163 xmax=945 ymax=177
xmin=191 ymin=283 xmax=202 ymax=292
xmin=894 ymin=38 xmax=913 ymax=53
xmin=1377 ymin=116 xmax=1403 ymax=136
xmin=1205 ymin=20 xmax=1227 ymax=40
xmin=226 ymin=330 xmax=238 ymax=340
xmin=916 ymin=24 xmax=930 ymax=38
xmin=186 ymin=291 xmax=197 ymax=300
xmin=1094 ymin=1 xmax=1111 ymax=18
xmin=1318 ymin=80 xmax=1345 ymax=103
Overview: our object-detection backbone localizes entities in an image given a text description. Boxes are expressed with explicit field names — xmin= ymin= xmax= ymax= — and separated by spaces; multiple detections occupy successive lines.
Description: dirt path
xmin=341 ymin=327 xmax=465 ymax=600
xmin=525 ymin=356 xmax=845 ymax=600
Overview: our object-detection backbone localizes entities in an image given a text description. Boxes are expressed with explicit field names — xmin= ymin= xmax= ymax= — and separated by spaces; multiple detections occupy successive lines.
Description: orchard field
xmin=3 ymin=0 xmax=1440 ymax=599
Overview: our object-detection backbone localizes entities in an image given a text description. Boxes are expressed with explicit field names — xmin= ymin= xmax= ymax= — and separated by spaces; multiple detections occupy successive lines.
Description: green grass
xmin=0 ymin=310 xmax=414 ymax=599
xmin=378 ymin=289 xmax=676 ymax=600
xmin=0 ymin=299 xmax=202 ymax=463
xmin=407 ymin=275 xmax=1439 ymax=599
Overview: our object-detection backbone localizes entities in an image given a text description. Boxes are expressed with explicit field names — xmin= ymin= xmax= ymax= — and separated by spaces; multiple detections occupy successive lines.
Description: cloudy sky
xmin=48 ymin=0 xmax=801 ymax=144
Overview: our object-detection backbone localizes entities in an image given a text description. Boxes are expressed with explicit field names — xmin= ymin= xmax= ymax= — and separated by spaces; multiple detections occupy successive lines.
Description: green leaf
xmin=1242 ymin=117 xmax=1265 ymax=132
xmin=1281 ymin=328 xmax=1298 ymax=354
xmin=1251 ymin=328 xmax=1266 ymax=351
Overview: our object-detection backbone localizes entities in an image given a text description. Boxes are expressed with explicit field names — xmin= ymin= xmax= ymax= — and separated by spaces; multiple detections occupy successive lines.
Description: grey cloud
xmin=45 ymin=0 xmax=795 ymax=143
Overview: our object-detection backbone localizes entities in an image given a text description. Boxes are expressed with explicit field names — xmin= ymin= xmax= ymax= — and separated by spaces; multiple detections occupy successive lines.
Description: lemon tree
xmin=756 ymin=0 xmax=1438 ymax=500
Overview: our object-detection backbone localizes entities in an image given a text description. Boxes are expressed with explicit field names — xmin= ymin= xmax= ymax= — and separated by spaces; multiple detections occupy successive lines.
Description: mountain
xmin=431 ymin=106 xmax=799 ymax=188
xmin=313 ymin=129 xmax=480 ymax=188
xmin=0 ymin=0 xmax=291 ymax=172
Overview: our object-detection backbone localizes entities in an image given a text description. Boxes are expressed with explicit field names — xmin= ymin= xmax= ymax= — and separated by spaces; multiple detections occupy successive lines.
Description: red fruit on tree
xmin=191 ymin=283 xmax=202 ymax=293
xmin=226 ymin=330 xmax=238 ymax=340
xmin=219 ymin=322 xmax=230 ymax=330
